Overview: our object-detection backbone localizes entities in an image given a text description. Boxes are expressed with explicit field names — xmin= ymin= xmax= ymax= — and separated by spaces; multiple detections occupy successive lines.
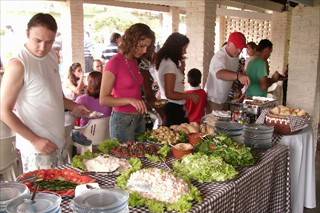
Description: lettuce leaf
xmin=117 ymin=158 xmax=142 ymax=189
xmin=98 ymin=138 xmax=120 ymax=154
xmin=173 ymin=153 xmax=238 ymax=182
xmin=71 ymin=151 xmax=98 ymax=170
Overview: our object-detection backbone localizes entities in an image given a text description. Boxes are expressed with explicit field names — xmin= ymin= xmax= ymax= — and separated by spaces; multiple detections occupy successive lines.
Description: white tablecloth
xmin=280 ymin=126 xmax=316 ymax=213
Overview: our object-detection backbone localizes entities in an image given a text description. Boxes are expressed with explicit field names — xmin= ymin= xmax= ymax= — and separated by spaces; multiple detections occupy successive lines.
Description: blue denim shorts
xmin=110 ymin=111 xmax=145 ymax=142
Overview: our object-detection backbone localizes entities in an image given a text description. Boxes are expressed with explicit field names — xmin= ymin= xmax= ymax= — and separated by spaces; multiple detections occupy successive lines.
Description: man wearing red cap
xmin=205 ymin=32 xmax=250 ymax=112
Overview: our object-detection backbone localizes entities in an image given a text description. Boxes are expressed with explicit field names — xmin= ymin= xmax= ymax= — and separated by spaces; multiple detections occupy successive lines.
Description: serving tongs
xmin=16 ymin=175 xmax=42 ymax=183
xmin=80 ymin=167 xmax=120 ymax=176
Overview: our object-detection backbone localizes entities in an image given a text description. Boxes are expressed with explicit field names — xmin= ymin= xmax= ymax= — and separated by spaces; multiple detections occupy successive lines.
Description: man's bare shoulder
xmin=6 ymin=58 xmax=24 ymax=75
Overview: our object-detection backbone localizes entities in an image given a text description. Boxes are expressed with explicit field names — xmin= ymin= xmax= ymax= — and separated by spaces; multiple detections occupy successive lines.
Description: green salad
xmin=196 ymin=133 xmax=255 ymax=168
xmin=173 ymin=153 xmax=238 ymax=182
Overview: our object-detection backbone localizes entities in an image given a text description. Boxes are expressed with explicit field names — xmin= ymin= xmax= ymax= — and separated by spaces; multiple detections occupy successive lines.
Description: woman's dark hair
xmin=120 ymin=23 xmax=155 ymax=59
xmin=155 ymin=32 xmax=190 ymax=70
xmin=68 ymin=63 xmax=81 ymax=86
xmin=256 ymin=39 xmax=273 ymax=52
xmin=247 ymin=41 xmax=257 ymax=50
xmin=110 ymin=32 xmax=121 ymax=43
xmin=27 ymin=13 xmax=57 ymax=33
xmin=87 ymin=71 xmax=102 ymax=98
xmin=187 ymin=68 xmax=202 ymax=87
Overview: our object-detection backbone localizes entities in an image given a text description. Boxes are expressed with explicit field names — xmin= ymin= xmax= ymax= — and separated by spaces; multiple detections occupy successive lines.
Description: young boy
xmin=185 ymin=68 xmax=207 ymax=123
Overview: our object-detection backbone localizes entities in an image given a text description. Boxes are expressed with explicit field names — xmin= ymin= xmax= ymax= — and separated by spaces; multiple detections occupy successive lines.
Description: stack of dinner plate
xmin=243 ymin=124 xmax=274 ymax=149
xmin=6 ymin=192 xmax=61 ymax=213
xmin=215 ymin=121 xmax=244 ymax=138
xmin=71 ymin=188 xmax=129 ymax=213
xmin=0 ymin=182 xmax=29 ymax=212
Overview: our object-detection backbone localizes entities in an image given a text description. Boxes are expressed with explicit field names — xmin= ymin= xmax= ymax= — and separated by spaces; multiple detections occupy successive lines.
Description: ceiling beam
xmin=84 ymin=0 xmax=170 ymax=12
xmin=216 ymin=8 xmax=272 ymax=20
xmin=221 ymin=0 xmax=283 ymax=12
xmin=290 ymin=0 xmax=314 ymax=6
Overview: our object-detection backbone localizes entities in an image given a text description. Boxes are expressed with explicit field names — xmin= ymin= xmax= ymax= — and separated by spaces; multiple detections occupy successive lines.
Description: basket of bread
xmin=265 ymin=105 xmax=310 ymax=135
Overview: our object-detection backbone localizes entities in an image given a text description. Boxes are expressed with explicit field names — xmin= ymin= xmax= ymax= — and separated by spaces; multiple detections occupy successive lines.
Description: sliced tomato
xmin=18 ymin=168 xmax=95 ymax=197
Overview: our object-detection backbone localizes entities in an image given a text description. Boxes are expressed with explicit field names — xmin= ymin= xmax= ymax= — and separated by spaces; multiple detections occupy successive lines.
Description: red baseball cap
xmin=228 ymin=32 xmax=246 ymax=50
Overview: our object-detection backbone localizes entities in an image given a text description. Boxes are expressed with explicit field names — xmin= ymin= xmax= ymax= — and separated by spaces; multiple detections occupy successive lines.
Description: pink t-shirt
xmin=104 ymin=53 xmax=144 ymax=113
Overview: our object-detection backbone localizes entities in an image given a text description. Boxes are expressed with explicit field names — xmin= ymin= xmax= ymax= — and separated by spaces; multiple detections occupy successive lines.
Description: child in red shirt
xmin=185 ymin=68 xmax=207 ymax=123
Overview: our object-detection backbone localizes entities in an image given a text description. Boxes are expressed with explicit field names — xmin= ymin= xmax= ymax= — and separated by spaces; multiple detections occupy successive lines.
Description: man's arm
xmin=63 ymin=97 xmax=90 ymax=117
xmin=0 ymin=59 xmax=57 ymax=154
xmin=216 ymin=69 xmax=250 ymax=85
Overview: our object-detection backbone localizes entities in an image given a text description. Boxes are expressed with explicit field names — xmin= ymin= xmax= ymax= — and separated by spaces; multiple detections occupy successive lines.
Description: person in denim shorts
xmin=100 ymin=23 xmax=155 ymax=142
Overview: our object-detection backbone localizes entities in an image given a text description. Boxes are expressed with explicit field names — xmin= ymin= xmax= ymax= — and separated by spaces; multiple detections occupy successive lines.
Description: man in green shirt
xmin=246 ymin=39 xmax=284 ymax=97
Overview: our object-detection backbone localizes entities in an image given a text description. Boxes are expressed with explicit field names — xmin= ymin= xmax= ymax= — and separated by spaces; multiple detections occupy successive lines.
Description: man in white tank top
xmin=0 ymin=13 xmax=90 ymax=172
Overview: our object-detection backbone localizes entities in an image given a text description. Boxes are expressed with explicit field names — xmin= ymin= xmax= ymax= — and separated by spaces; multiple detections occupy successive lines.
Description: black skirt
xmin=164 ymin=102 xmax=189 ymax=126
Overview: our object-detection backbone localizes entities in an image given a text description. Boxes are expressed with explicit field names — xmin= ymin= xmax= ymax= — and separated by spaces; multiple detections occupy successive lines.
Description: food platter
xmin=18 ymin=169 xmax=95 ymax=197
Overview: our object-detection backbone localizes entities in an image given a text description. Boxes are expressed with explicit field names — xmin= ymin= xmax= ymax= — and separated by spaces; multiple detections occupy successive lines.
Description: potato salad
xmin=84 ymin=155 xmax=131 ymax=172
xmin=127 ymin=168 xmax=189 ymax=203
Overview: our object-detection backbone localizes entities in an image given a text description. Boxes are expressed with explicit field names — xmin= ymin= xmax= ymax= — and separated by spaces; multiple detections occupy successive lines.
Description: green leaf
xmin=98 ymin=138 xmax=120 ymax=154
xmin=71 ymin=151 xmax=98 ymax=170
xmin=157 ymin=144 xmax=170 ymax=158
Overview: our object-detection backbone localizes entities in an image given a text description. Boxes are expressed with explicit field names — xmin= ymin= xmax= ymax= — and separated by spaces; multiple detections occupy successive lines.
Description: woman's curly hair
xmin=155 ymin=32 xmax=189 ymax=70
xmin=120 ymin=23 xmax=155 ymax=59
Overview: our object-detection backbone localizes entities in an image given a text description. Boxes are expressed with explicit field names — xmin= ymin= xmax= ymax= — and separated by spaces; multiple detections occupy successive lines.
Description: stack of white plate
xmin=215 ymin=121 xmax=244 ymax=137
xmin=6 ymin=192 xmax=61 ymax=213
xmin=243 ymin=124 xmax=274 ymax=149
xmin=71 ymin=188 xmax=129 ymax=213
xmin=0 ymin=182 xmax=30 ymax=212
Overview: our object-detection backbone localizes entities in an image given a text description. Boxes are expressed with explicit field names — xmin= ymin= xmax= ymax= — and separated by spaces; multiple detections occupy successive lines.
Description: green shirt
xmin=246 ymin=57 xmax=268 ymax=97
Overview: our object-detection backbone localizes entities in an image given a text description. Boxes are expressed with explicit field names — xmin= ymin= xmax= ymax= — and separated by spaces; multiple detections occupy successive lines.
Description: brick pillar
xmin=185 ymin=0 xmax=217 ymax=86
xmin=170 ymin=7 xmax=180 ymax=32
xmin=287 ymin=5 xmax=320 ymax=138
xmin=62 ymin=0 xmax=84 ymax=68
xmin=269 ymin=11 xmax=291 ymax=103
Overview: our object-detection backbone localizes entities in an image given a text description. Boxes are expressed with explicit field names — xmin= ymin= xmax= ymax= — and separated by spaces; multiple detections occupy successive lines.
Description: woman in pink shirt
xmin=100 ymin=23 xmax=155 ymax=142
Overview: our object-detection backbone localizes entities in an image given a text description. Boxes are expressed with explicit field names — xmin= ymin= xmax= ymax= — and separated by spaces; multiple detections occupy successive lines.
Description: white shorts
xmin=20 ymin=149 xmax=68 ymax=173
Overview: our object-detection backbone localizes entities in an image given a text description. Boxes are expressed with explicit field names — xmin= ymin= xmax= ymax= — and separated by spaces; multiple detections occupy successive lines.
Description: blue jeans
xmin=110 ymin=111 xmax=145 ymax=142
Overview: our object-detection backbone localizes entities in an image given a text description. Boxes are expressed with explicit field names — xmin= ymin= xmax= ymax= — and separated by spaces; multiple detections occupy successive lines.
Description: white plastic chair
xmin=73 ymin=117 xmax=110 ymax=154
xmin=0 ymin=135 xmax=17 ymax=181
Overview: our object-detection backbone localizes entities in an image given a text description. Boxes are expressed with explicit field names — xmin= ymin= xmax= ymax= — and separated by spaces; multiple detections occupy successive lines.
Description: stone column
xmin=185 ymin=0 xmax=217 ymax=86
xmin=287 ymin=5 xmax=320 ymax=139
xmin=62 ymin=0 xmax=84 ymax=69
xmin=269 ymin=11 xmax=291 ymax=103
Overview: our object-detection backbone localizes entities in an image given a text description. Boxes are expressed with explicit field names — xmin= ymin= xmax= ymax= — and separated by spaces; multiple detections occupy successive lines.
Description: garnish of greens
xmin=136 ymin=131 xmax=158 ymax=143
xmin=98 ymin=138 xmax=120 ymax=154
xmin=116 ymin=158 xmax=201 ymax=213
xmin=145 ymin=144 xmax=171 ymax=163
xmin=71 ymin=151 xmax=98 ymax=170
xmin=173 ymin=153 xmax=238 ymax=182
xmin=196 ymin=133 xmax=255 ymax=168
xmin=178 ymin=131 xmax=188 ymax=143
xmin=36 ymin=179 xmax=78 ymax=191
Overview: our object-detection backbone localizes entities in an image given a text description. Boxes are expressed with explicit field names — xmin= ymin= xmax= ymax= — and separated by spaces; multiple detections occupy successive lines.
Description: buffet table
xmin=59 ymin=144 xmax=290 ymax=213
xmin=279 ymin=126 xmax=316 ymax=213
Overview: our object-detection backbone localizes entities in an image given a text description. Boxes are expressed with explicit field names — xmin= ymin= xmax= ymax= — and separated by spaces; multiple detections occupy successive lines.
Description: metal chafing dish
xmin=243 ymin=96 xmax=278 ymax=115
